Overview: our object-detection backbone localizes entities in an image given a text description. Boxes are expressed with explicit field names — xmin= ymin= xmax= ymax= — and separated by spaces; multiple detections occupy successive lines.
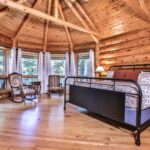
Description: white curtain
xmin=9 ymin=47 xmax=17 ymax=74
xmin=89 ymin=49 xmax=95 ymax=77
xmin=38 ymin=52 xmax=44 ymax=93
xmin=70 ymin=51 xmax=77 ymax=76
xmin=43 ymin=52 xmax=51 ymax=93
xmin=65 ymin=52 xmax=70 ymax=77
xmin=16 ymin=48 xmax=22 ymax=74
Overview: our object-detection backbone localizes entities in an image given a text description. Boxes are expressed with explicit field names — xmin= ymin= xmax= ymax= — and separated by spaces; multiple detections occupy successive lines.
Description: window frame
xmin=0 ymin=47 xmax=6 ymax=77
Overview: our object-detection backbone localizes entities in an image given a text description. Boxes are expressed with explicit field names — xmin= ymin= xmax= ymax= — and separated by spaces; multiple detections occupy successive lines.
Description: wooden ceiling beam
xmin=123 ymin=0 xmax=150 ymax=23
xmin=14 ymin=0 xmax=42 ymax=40
xmin=74 ymin=1 xmax=98 ymax=32
xmin=0 ymin=0 xmax=29 ymax=19
xmin=0 ymin=0 xmax=99 ymax=36
xmin=64 ymin=0 xmax=99 ymax=43
xmin=138 ymin=0 xmax=150 ymax=17
xmin=43 ymin=0 xmax=52 ymax=52
xmin=58 ymin=0 xmax=73 ymax=50
xmin=54 ymin=0 xmax=58 ymax=19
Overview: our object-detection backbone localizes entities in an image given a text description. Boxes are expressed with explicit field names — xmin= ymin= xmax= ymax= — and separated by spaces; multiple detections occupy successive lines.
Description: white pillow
xmin=138 ymin=71 xmax=150 ymax=85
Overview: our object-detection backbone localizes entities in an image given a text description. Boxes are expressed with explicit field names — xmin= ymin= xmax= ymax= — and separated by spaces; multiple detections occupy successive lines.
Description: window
xmin=22 ymin=52 xmax=38 ymax=75
xmin=0 ymin=48 xmax=6 ymax=89
xmin=51 ymin=54 xmax=66 ymax=84
xmin=78 ymin=53 xmax=90 ymax=77
xmin=51 ymin=54 xmax=65 ymax=76
xmin=0 ymin=48 xmax=5 ymax=75
xmin=22 ymin=52 xmax=38 ymax=84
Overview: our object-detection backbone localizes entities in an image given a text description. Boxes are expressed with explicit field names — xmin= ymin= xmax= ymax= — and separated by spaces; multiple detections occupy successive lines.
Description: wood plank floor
xmin=0 ymin=94 xmax=150 ymax=150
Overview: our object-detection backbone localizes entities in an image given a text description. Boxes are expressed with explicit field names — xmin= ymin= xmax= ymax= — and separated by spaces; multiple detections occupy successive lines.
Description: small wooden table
xmin=0 ymin=89 xmax=11 ymax=99
xmin=31 ymin=81 xmax=41 ymax=96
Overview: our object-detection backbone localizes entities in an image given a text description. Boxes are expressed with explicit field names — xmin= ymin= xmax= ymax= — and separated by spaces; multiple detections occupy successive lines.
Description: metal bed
xmin=64 ymin=64 xmax=150 ymax=146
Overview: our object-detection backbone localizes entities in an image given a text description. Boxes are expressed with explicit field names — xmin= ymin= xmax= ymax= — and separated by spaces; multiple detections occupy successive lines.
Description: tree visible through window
xmin=51 ymin=54 xmax=65 ymax=76
xmin=22 ymin=53 xmax=38 ymax=75
xmin=78 ymin=53 xmax=90 ymax=77
xmin=22 ymin=52 xmax=38 ymax=84
xmin=0 ymin=49 xmax=5 ymax=75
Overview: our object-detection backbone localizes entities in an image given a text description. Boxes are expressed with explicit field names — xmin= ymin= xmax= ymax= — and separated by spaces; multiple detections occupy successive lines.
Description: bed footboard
xmin=64 ymin=76 xmax=145 ymax=146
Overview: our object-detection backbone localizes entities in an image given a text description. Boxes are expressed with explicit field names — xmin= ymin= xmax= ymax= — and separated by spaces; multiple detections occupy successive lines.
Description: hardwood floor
xmin=0 ymin=94 xmax=150 ymax=150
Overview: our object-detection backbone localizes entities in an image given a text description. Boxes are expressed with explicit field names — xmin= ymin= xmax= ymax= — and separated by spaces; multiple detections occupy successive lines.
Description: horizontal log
xmin=100 ymin=53 xmax=150 ymax=66
xmin=99 ymin=45 xmax=150 ymax=60
xmin=99 ymin=28 xmax=150 ymax=47
xmin=100 ymin=37 xmax=150 ymax=54
xmin=99 ymin=45 xmax=150 ymax=61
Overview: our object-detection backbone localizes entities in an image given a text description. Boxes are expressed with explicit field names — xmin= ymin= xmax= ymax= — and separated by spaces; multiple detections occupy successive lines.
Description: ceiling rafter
xmin=123 ymin=0 xmax=150 ymax=23
xmin=74 ymin=1 xmax=98 ymax=32
xmin=14 ymin=0 xmax=42 ymax=40
xmin=0 ymin=0 xmax=29 ymax=19
xmin=0 ymin=0 xmax=99 ymax=36
xmin=58 ymin=0 xmax=73 ymax=51
xmin=138 ymin=0 xmax=150 ymax=17
xmin=43 ymin=0 xmax=52 ymax=52
xmin=64 ymin=0 xmax=99 ymax=43
xmin=54 ymin=0 xmax=58 ymax=19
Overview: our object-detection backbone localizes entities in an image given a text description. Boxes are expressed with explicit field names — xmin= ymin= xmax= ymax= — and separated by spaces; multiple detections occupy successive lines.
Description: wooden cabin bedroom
xmin=0 ymin=0 xmax=150 ymax=149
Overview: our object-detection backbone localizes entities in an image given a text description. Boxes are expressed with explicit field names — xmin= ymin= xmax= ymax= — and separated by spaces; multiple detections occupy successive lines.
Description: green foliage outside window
xmin=78 ymin=53 xmax=90 ymax=77
xmin=51 ymin=59 xmax=65 ymax=76
xmin=22 ymin=54 xmax=38 ymax=75
xmin=0 ymin=50 xmax=5 ymax=75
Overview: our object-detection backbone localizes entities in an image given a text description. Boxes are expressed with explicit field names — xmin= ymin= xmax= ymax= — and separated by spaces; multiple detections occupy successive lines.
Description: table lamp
xmin=96 ymin=66 xmax=104 ymax=77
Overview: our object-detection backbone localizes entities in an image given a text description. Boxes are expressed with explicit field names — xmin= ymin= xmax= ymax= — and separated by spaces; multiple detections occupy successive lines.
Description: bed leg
xmin=135 ymin=130 xmax=141 ymax=146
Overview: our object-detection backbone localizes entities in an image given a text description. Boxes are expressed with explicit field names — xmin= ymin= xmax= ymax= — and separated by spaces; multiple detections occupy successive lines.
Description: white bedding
xmin=71 ymin=72 xmax=150 ymax=110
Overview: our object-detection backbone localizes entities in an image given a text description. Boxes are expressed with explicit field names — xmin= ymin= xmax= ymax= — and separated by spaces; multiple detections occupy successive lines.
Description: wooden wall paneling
xmin=100 ymin=36 xmax=150 ymax=54
xmin=99 ymin=28 xmax=150 ymax=70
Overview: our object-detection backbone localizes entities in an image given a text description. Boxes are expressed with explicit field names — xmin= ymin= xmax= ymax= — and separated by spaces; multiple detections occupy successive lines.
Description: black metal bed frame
xmin=64 ymin=63 xmax=150 ymax=146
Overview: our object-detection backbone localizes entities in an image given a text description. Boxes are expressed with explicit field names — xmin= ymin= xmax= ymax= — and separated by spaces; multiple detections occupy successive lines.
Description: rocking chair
xmin=48 ymin=75 xmax=63 ymax=97
xmin=9 ymin=72 xmax=36 ymax=103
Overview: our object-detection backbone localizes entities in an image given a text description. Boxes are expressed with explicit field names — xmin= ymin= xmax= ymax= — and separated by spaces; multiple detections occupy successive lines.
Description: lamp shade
xmin=96 ymin=66 xmax=104 ymax=73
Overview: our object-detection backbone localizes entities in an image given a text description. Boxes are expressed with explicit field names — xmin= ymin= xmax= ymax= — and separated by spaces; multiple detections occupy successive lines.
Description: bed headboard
xmin=109 ymin=64 xmax=150 ymax=71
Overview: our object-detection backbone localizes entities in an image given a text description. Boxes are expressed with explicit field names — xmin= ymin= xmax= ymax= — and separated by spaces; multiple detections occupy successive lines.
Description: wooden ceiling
xmin=0 ymin=0 xmax=149 ymax=52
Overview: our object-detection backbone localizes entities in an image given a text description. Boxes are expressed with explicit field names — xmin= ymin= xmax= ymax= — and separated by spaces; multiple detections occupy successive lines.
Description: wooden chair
xmin=9 ymin=72 xmax=36 ymax=103
xmin=48 ymin=75 xmax=63 ymax=97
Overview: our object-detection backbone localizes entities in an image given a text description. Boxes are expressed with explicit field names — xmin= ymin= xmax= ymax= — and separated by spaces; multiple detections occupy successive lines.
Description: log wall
xmin=99 ymin=28 xmax=150 ymax=70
